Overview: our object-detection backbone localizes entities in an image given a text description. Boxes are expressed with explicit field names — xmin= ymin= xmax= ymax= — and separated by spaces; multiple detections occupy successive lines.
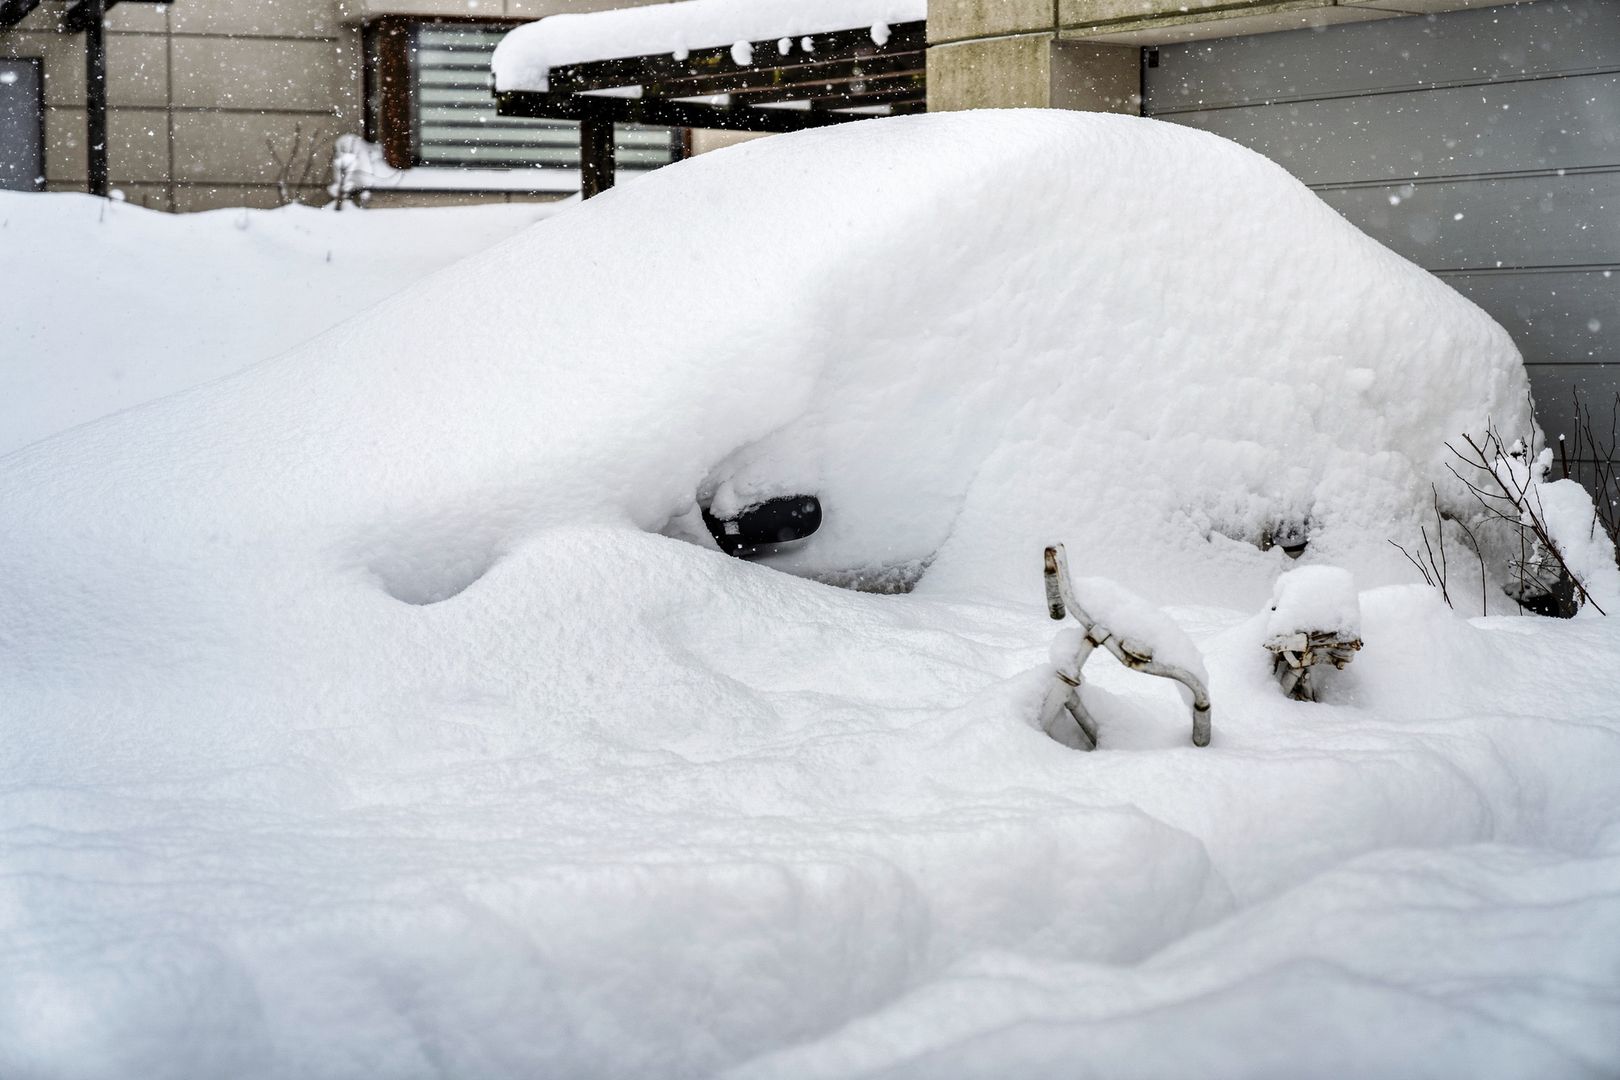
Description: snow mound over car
xmin=3 ymin=112 xmax=1607 ymax=1080
xmin=2 ymin=110 xmax=1530 ymax=613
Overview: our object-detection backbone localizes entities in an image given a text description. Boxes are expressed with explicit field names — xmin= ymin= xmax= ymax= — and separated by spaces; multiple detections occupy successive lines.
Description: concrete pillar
xmin=1050 ymin=42 xmax=1140 ymax=113
xmin=926 ymin=0 xmax=1140 ymax=114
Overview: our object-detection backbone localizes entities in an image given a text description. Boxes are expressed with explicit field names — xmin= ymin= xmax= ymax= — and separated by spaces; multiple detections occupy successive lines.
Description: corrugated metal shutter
xmin=1144 ymin=0 xmax=1619 ymax=478
xmin=412 ymin=23 xmax=679 ymax=171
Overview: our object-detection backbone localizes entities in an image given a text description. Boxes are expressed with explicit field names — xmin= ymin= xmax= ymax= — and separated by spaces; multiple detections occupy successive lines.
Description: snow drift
xmin=0 ymin=194 xmax=557 ymax=456
xmin=2 ymin=110 xmax=1531 ymax=614
xmin=4 ymin=112 xmax=1614 ymax=1080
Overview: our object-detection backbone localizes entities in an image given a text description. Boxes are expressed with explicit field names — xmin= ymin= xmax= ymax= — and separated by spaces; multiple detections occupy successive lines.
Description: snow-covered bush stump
xmin=1264 ymin=565 xmax=1363 ymax=701
xmin=1453 ymin=433 xmax=1620 ymax=617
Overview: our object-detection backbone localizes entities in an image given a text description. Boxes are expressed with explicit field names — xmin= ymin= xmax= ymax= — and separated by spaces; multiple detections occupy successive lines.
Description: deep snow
xmin=0 ymin=194 xmax=557 ymax=455
xmin=2 ymin=111 xmax=1618 ymax=1079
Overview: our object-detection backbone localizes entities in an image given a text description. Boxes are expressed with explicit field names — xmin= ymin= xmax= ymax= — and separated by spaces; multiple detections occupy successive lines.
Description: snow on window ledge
xmin=330 ymin=136 xmax=658 ymax=197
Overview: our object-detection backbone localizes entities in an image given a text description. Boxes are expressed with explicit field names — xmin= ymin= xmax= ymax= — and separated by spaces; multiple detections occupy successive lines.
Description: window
xmin=0 ymin=57 xmax=44 ymax=192
xmin=365 ymin=19 xmax=683 ymax=176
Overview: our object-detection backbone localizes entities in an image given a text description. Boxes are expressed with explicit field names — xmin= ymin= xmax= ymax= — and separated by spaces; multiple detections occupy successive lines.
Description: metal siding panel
xmin=1527 ymin=362 xmax=1618 ymax=416
xmin=1146 ymin=0 xmax=1620 ymax=112
xmin=1444 ymin=270 xmax=1617 ymax=364
xmin=1524 ymin=362 xmax=1620 ymax=440
xmin=1449 ymin=273 xmax=1620 ymax=449
xmin=1318 ymin=170 xmax=1620 ymax=269
xmin=0 ymin=59 xmax=43 ymax=192
xmin=1158 ymin=72 xmax=1620 ymax=185
xmin=1142 ymin=0 xmax=1620 ymax=476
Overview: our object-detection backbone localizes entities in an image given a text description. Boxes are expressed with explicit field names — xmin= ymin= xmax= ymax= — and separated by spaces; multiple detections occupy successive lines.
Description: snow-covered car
xmin=5 ymin=113 xmax=1617 ymax=1080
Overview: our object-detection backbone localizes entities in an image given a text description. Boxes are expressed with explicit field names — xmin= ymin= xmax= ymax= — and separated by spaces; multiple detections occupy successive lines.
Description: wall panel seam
xmin=1434 ymin=264 xmax=1620 ymax=277
xmin=1313 ymin=164 xmax=1620 ymax=191
xmin=1149 ymin=65 xmax=1620 ymax=116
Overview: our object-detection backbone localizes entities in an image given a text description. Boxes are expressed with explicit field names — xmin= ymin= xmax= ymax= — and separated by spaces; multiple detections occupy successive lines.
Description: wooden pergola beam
xmin=645 ymin=50 xmax=926 ymax=101
xmin=580 ymin=115 xmax=614 ymax=199
xmin=63 ymin=0 xmax=164 ymax=33
xmin=544 ymin=23 xmax=928 ymax=95
xmin=1 ymin=0 xmax=166 ymax=32
xmin=494 ymin=19 xmax=927 ymax=199
xmin=71 ymin=0 xmax=108 ymax=196
xmin=6 ymin=0 xmax=169 ymax=196
xmin=733 ymin=72 xmax=925 ymax=108
xmin=811 ymin=90 xmax=927 ymax=111
xmin=0 ymin=0 xmax=44 ymax=28
xmin=496 ymin=88 xmax=857 ymax=134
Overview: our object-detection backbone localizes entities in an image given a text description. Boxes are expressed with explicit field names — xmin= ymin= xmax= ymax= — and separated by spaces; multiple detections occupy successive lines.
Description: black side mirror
xmin=702 ymin=495 xmax=822 ymax=557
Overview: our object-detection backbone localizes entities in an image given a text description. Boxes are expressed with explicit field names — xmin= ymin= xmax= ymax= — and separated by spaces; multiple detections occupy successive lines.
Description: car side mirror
xmin=702 ymin=495 xmax=822 ymax=557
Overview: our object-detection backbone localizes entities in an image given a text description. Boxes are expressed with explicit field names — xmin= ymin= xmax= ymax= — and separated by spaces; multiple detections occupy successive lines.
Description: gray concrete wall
xmin=0 ymin=0 xmax=693 ymax=211
xmin=3 ymin=0 xmax=360 ymax=210
xmin=925 ymin=2 xmax=1139 ymax=114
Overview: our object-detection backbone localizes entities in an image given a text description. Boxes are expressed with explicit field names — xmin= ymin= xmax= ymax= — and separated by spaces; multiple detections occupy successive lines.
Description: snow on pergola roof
xmin=492 ymin=0 xmax=926 ymax=93
xmin=491 ymin=0 xmax=929 ymax=197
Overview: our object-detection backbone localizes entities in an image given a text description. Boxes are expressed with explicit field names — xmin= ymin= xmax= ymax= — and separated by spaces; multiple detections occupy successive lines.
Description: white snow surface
xmin=1070 ymin=575 xmax=1209 ymax=682
xmin=5 ymin=112 xmax=1619 ymax=1079
xmin=0 ymin=193 xmax=557 ymax=456
xmin=493 ymin=0 xmax=925 ymax=91
xmin=1265 ymin=565 xmax=1362 ymax=642
xmin=1494 ymin=447 xmax=1620 ymax=615
xmin=1536 ymin=476 xmax=1620 ymax=612
xmin=330 ymin=135 xmax=662 ymax=197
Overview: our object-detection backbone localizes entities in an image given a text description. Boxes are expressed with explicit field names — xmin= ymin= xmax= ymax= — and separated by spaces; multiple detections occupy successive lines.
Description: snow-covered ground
xmin=3 ymin=111 xmax=1619 ymax=1079
xmin=0 ymin=194 xmax=559 ymax=456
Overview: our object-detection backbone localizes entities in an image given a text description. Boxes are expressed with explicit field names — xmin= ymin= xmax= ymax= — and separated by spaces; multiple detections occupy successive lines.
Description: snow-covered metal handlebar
xmin=1040 ymin=544 xmax=1212 ymax=750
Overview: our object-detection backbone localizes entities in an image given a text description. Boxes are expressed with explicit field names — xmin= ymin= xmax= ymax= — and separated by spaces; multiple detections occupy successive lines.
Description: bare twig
xmin=1446 ymin=423 xmax=1607 ymax=616
xmin=1390 ymin=538 xmax=1438 ymax=590
xmin=1565 ymin=388 xmax=1620 ymax=562
xmin=266 ymin=123 xmax=325 ymax=207
xmin=1389 ymin=485 xmax=1496 ymax=614
xmin=1449 ymin=511 xmax=1490 ymax=617
xmin=1430 ymin=488 xmax=1450 ymax=606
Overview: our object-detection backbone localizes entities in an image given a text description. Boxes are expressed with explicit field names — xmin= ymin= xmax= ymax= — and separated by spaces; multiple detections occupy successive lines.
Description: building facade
xmin=930 ymin=0 xmax=1617 ymax=469
xmin=0 ymin=0 xmax=707 ymax=210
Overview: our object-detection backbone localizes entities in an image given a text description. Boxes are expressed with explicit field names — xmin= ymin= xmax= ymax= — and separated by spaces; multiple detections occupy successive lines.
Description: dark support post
xmin=83 ymin=0 xmax=108 ymax=197
xmin=579 ymin=115 xmax=614 ymax=199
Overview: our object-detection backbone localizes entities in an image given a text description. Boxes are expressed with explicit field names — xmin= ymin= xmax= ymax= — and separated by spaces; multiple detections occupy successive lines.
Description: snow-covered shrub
xmin=327 ymin=134 xmax=402 ymax=209
xmin=1447 ymin=431 xmax=1620 ymax=616
xmin=328 ymin=133 xmax=364 ymax=210
xmin=1559 ymin=389 xmax=1620 ymax=568
xmin=1263 ymin=565 xmax=1363 ymax=701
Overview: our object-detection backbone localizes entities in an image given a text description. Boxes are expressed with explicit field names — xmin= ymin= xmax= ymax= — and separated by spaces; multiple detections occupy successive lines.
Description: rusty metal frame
xmin=1039 ymin=544 xmax=1213 ymax=750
